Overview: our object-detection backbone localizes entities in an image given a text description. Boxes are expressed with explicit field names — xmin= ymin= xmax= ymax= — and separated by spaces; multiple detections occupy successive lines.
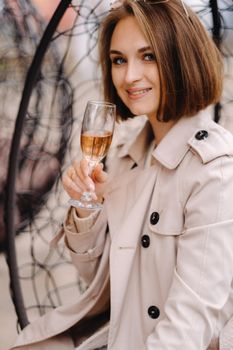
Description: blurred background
xmin=0 ymin=0 xmax=232 ymax=349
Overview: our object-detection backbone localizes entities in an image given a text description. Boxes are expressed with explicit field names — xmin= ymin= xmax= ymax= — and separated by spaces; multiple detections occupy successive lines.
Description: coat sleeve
xmin=53 ymin=207 xmax=108 ymax=286
xmin=146 ymin=155 xmax=233 ymax=350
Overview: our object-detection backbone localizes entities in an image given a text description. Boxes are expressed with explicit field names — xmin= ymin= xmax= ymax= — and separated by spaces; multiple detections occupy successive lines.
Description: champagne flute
xmin=69 ymin=100 xmax=116 ymax=210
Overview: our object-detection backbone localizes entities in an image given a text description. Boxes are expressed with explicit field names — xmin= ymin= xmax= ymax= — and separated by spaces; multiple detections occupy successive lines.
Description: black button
xmin=150 ymin=212 xmax=159 ymax=225
xmin=148 ymin=305 xmax=160 ymax=319
xmin=195 ymin=130 xmax=208 ymax=140
xmin=141 ymin=235 xmax=150 ymax=248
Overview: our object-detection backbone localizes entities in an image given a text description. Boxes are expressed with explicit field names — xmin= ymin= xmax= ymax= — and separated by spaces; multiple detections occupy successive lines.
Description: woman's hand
xmin=62 ymin=159 xmax=108 ymax=203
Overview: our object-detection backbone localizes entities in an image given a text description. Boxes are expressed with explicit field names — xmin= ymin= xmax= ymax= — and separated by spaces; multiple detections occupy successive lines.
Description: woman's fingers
xmin=62 ymin=159 xmax=108 ymax=202
xmin=62 ymin=164 xmax=86 ymax=196
xmin=62 ymin=160 xmax=97 ymax=200
xmin=92 ymin=163 xmax=108 ymax=183
xmin=75 ymin=159 xmax=95 ymax=192
xmin=79 ymin=159 xmax=89 ymax=177
xmin=62 ymin=170 xmax=83 ymax=199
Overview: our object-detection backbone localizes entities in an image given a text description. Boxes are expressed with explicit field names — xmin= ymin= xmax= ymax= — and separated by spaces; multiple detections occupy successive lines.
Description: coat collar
xmin=117 ymin=116 xmax=154 ymax=167
xmin=117 ymin=110 xmax=213 ymax=170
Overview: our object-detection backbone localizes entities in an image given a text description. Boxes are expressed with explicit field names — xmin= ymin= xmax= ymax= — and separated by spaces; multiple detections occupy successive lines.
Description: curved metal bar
xmin=209 ymin=0 xmax=222 ymax=48
xmin=209 ymin=0 xmax=222 ymax=124
xmin=4 ymin=0 xmax=72 ymax=330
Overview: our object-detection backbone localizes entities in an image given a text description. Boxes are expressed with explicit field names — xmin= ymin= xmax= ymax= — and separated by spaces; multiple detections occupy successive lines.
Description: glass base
xmin=68 ymin=198 xmax=102 ymax=210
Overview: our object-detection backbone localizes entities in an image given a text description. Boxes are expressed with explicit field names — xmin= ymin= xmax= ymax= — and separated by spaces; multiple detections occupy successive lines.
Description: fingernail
xmin=89 ymin=183 xmax=95 ymax=191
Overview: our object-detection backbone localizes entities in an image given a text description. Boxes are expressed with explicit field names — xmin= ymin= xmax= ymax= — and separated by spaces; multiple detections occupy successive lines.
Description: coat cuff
xmin=71 ymin=207 xmax=100 ymax=232
xmin=64 ymin=207 xmax=106 ymax=255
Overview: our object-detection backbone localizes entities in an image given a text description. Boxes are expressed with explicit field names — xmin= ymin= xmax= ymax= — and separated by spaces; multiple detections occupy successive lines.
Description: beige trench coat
xmin=11 ymin=111 xmax=233 ymax=350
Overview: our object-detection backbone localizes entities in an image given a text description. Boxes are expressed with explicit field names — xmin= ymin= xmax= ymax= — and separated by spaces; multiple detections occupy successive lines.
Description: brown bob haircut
xmin=98 ymin=0 xmax=223 ymax=122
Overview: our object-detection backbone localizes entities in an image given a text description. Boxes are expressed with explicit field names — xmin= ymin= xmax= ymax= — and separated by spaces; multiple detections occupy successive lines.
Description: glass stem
xmin=88 ymin=160 xmax=97 ymax=174
xmin=81 ymin=160 xmax=98 ymax=202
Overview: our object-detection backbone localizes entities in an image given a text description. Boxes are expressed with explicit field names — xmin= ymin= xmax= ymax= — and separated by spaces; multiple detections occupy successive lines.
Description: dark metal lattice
xmin=1 ymin=0 xmax=232 ymax=332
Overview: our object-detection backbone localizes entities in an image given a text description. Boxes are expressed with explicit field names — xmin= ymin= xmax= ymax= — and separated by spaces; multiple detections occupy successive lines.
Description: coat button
xmin=150 ymin=212 xmax=159 ymax=225
xmin=141 ymin=235 xmax=150 ymax=248
xmin=148 ymin=305 xmax=160 ymax=319
xmin=195 ymin=130 xmax=208 ymax=140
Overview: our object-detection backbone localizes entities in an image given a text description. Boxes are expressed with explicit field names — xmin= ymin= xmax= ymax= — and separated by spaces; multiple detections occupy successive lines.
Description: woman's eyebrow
xmin=109 ymin=49 xmax=122 ymax=55
xmin=138 ymin=46 xmax=152 ymax=53
xmin=109 ymin=46 xmax=152 ymax=55
xmin=138 ymin=46 xmax=151 ymax=52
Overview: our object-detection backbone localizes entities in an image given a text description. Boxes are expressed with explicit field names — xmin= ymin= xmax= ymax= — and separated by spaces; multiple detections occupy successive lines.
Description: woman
xmin=11 ymin=1 xmax=233 ymax=349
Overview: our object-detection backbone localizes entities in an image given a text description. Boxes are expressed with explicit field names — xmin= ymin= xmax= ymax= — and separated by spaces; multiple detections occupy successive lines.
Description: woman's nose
xmin=124 ymin=60 xmax=142 ymax=84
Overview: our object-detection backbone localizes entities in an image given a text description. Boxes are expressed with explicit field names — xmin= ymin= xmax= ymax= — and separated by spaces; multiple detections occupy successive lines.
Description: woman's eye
xmin=111 ymin=57 xmax=126 ymax=65
xmin=144 ymin=53 xmax=156 ymax=61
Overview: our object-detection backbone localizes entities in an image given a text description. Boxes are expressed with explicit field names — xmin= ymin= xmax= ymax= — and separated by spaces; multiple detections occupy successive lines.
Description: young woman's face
xmin=109 ymin=16 xmax=161 ymax=119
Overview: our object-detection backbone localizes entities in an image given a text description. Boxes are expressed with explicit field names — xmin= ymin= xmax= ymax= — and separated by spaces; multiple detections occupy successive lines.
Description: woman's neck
xmin=148 ymin=115 xmax=176 ymax=144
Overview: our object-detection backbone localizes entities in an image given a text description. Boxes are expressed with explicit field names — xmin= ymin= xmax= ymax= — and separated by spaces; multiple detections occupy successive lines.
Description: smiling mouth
xmin=127 ymin=88 xmax=152 ymax=96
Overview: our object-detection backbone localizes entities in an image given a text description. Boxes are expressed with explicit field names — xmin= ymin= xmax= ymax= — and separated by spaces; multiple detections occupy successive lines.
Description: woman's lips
xmin=127 ymin=87 xmax=152 ymax=99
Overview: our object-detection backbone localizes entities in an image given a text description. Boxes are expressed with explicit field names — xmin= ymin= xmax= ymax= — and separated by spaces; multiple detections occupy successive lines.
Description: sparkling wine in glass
xmin=69 ymin=100 xmax=116 ymax=209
